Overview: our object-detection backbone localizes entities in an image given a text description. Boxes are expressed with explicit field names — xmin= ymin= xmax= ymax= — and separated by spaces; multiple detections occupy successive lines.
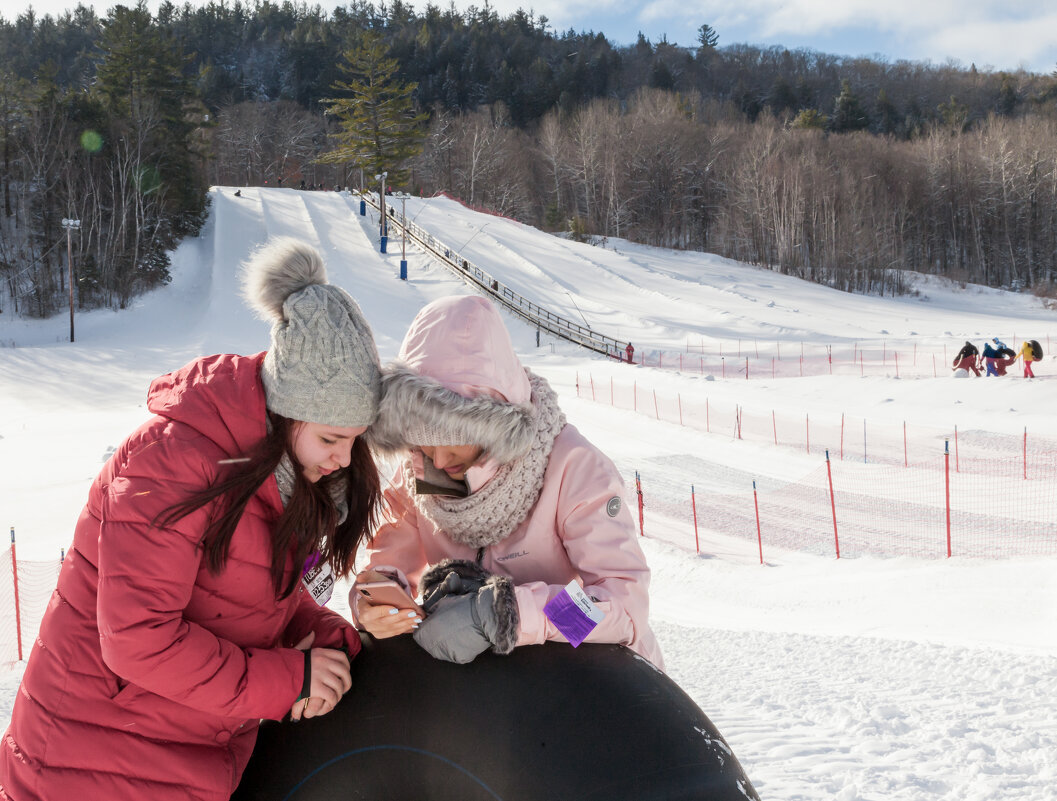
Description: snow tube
xmin=232 ymin=634 xmax=759 ymax=801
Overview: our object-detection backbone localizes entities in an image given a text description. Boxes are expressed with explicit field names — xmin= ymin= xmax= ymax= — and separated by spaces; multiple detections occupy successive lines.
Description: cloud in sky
xmin=520 ymin=0 xmax=1057 ymax=72
xmin=924 ymin=13 xmax=1057 ymax=73
xmin=713 ymin=0 xmax=1057 ymax=71
xmin=5 ymin=0 xmax=1057 ymax=73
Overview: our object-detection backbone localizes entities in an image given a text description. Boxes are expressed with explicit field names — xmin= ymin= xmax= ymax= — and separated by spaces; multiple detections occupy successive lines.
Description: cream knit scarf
xmin=403 ymin=371 xmax=566 ymax=548
xmin=274 ymin=454 xmax=349 ymax=525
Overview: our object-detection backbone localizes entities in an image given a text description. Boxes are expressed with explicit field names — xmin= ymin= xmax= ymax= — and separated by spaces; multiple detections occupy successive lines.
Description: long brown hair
xmin=155 ymin=411 xmax=381 ymax=598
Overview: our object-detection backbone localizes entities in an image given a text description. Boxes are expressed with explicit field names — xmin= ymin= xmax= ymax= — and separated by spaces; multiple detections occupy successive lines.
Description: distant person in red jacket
xmin=625 ymin=342 xmax=635 ymax=363
xmin=951 ymin=341 xmax=980 ymax=376
xmin=0 ymin=239 xmax=384 ymax=801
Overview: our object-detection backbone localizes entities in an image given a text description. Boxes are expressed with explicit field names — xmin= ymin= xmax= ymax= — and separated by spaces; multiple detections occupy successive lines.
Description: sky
xmin=5 ymin=0 xmax=1057 ymax=75
xmin=1 ymin=185 xmax=1056 ymax=799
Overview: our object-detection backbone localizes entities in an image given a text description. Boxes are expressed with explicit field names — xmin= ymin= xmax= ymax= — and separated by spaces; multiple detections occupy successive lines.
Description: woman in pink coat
xmin=356 ymin=295 xmax=663 ymax=669
xmin=0 ymin=240 xmax=383 ymax=801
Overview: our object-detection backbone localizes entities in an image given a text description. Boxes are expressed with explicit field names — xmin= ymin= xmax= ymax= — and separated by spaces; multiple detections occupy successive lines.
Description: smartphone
xmin=354 ymin=578 xmax=424 ymax=615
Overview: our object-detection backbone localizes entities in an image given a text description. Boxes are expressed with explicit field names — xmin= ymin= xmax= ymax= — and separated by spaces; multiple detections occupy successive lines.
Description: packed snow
xmin=1 ymin=186 xmax=1055 ymax=800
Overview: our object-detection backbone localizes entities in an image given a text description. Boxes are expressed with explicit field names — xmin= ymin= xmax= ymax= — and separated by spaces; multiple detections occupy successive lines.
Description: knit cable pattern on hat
xmin=243 ymin=237 xmax=381 ymax=428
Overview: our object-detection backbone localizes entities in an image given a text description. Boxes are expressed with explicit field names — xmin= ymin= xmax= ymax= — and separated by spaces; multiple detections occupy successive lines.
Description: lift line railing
xmin=361 ymin=192 xmax=627 ymax=359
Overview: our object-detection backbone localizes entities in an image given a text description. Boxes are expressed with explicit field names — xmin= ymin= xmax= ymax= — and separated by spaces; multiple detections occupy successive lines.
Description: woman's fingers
xmin=309 ymin=647 xmax=352 ymax=707
xmin=299 ymin=697 xmax=331 ymax=719
xmin=289 ymin=697 xmax=308 ymax=721
xmin=358 ymin=602 xmax=421 ymax=638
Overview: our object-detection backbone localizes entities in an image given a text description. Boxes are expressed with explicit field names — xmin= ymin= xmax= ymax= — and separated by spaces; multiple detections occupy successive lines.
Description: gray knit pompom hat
xmin=243 ymin=238 xmax=381 ymax=427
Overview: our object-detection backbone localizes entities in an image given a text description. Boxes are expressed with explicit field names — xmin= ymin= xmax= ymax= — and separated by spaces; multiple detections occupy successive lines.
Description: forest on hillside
xmin=3 ymin=0 xmax=1057 ymax=318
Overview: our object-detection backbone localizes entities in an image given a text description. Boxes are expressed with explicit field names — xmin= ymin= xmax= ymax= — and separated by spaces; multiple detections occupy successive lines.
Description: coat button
xmin=215 ymin=730 xmax=231 ymax=744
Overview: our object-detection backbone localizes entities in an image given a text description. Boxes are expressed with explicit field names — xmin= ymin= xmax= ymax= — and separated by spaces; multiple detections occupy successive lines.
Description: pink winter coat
xmin=369 ymin=427 xmax=664 ymax=668
xmin=363 ymin=296 xmax=664 ymax=668
xmin=0 ymin=353 xmax=359 ymax=801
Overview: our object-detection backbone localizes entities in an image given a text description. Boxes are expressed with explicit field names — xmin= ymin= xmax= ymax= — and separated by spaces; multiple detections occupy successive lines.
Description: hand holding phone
xmin=356 ymin=579 xmax=425 ymax=615
xmin=354 ymin=570 xmax=424 ymax=615
xmin=354 ymin=571 xmax=424 ymax=639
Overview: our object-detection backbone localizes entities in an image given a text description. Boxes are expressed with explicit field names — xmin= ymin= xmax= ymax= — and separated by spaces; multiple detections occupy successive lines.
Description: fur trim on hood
xmin=393 ymin=371 xmax=565 ymax=548
xmin=368 ymin=364 xmax=537 ymax=464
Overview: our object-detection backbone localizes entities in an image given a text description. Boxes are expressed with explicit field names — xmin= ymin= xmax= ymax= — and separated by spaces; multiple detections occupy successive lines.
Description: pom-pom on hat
xmin=243 ymin=238 xmax=381 ymax=427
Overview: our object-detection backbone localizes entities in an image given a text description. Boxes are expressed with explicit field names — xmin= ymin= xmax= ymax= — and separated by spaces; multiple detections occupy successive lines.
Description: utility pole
xmin=395 ymin=192 xmax=409 ymax=280
xmin=61 ymin=218 xmax=81 ymax=342
xmin=374 ymin=171 xmax=388 ymax=252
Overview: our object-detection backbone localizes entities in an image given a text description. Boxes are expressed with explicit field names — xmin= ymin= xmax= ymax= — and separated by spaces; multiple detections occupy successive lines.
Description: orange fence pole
xmin=826 ymin=451 xmax=840 ymax=559
xmin=635 ymin=471 xmax=645 ymax=537
xmin=753 ymin=481 xmax=763 ymax=565
xmin=945 ymin=441 xmax=952 ymax=558
xmin=1024 ymin=427 xmax=1028 ymax=480
xmin=691 ymin=485 xmax=699 ymax=554
xmin=11 ymin=527 xmax=23 ymax=661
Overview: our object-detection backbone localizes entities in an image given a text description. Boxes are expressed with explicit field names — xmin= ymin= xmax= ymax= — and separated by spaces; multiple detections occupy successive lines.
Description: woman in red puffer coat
xmin=0 ymin=239 xmax=382 ymax=800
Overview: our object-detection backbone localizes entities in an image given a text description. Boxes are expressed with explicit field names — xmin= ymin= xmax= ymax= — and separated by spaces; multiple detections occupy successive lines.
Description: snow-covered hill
xmin=2 ymin=186 xmax=1055 ymax=800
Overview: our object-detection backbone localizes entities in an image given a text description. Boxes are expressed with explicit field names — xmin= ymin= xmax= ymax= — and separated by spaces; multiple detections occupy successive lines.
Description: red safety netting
xmin=586 ymin=375 xmax=1057 ymax=560
xmin=0 ymin=547 xmax=61 ymax=664
xmin=581 ymin=372 xmax=1057 ymax=477
xmin=625 ymin=335 xmax=1053 ymax=381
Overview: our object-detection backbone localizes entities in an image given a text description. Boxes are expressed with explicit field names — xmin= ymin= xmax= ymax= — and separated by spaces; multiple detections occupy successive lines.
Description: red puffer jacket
xmin=0 ymin=353 xmax=359 ymax=800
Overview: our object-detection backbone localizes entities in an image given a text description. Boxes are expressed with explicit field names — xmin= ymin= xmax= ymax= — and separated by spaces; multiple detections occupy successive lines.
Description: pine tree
xmin=93 ymin=3 xmax=208 ymax=303
xmin=791 ymin=108 xmax=827 ymax=130
xmin=649 ymin=60 xmax=675 ymax=91
xmin=95 ymin=3 xmax=207 ymax=232
xmin=830 ymin=80 xmax=869 ymax=133
xmin=875 ymin=89 xmax=899 ymax=136
xmin=937 ymin=95 xmax=970 ymax=133
xmin=319 ymin=30 xmax=428 ymax=185
xmin=768 ymin=77 xmax=798 ymax=116
xmin=997 ymin=73 xmax=1017 ymax=116
xmin=696 ymin=24 xmax=719 ymax=53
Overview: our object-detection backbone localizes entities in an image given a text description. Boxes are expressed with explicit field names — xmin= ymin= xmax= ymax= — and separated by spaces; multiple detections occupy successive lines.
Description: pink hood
xmin=369 ymin=296 xmax=537 ymax=477
xmin=397 ymin=295 xmax=531 ymax=404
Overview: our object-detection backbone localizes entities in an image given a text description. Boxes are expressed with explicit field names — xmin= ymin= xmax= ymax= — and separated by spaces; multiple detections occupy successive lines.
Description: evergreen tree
xmin=319 ymin=29 xmax=428 ymax=185
xmin=997 ymin=72 xmax=1017 ymax=116
xmin=937 ymin=94 xmax=970 ymax=133
xmin=734 ymin=79 xmax=762 ymax=122
xmin=97 ymin=3 xmax=207 ymax=220
xmin=768 ymin=77 xmax=798 ymax=116
xmin=649 ymin=60 xmax=675 ymax=91
xmin=875 ymin=89 xmax=899 ymax=135
xmin=830 ymin=80 xmax=869 ymax=132
xmin=94 ymin=3 xmax=208 ymax=301
xmin=0 ymin=69 xmax=31 ymax=219
xmin=791 ymin=108 xmax=827 ymax=130
xmin=696 ymin=24 xmax=719 ymax=53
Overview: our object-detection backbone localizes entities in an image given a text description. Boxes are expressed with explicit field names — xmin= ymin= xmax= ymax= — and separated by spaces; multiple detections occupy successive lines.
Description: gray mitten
xmin=421 ymin=570 xmax=487 ymax=614
xmin=413 ymin=575 xmax=520 ymax=664
xmin=419 ymin=559 xmax=491 ymax=609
